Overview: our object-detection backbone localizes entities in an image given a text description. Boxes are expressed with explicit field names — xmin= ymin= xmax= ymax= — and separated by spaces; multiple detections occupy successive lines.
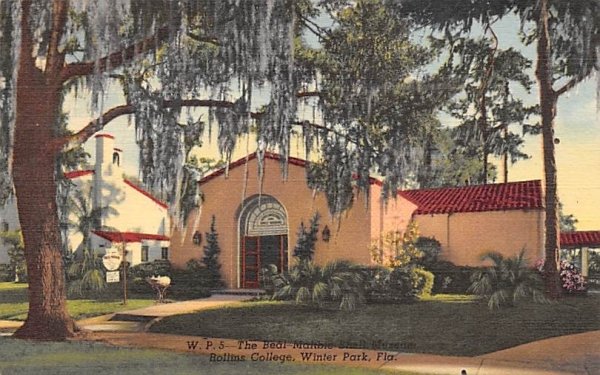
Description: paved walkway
xmin=77 ymin=294 xmax=252 ymax=332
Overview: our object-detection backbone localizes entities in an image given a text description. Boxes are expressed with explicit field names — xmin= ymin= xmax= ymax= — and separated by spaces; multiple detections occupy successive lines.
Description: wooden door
xmin=242 ymin=235 xmax=288 ymax=288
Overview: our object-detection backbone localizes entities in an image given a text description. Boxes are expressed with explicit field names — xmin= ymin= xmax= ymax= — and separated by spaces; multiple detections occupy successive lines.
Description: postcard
xmin=0 ymin=1 xmax=598 ymax=374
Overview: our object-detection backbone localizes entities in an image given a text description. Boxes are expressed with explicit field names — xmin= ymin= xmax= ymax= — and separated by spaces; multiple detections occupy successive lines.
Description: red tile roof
xmin=560 ymin=231 xmax=600 ymax=248
xmin=124 ymin=179 xmax=168 ymax=209
xmin=64 ymin=169 xmax=94 ymax=179
xmin=399 ymin=180 xmax=544 ymax=215
xmin=92 ymin=230 xmax=169 ymax=243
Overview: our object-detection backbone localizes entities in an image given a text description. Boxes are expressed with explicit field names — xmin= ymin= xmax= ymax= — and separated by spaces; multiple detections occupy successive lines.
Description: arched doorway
xmin=238 ymin=195 xmax=288 ymax=288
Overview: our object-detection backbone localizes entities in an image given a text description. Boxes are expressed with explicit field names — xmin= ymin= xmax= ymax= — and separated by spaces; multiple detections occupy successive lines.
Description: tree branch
xmin=297 ymin=91 xmax=321 ymax=98
xmin=554 ymin=76 xmax=583 ymax=97
xmin=45 ymin=0 xmax=69 ymax=81
xmin=61 ymin=105 xmax=135 ymax=151
xmin=186 ymin=33 xmax=220 ymax=46
xmin=61 ymin=95 xmax=351 ymax=152
xmin=60 ymin=26 xmax=170 ymax=83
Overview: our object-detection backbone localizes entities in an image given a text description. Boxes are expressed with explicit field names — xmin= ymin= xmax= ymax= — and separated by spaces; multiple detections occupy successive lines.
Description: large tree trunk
xmin=11 ymin=0 xmax=77 ymax=340
xmin=536 ymin=0 xmax=562 ymax=299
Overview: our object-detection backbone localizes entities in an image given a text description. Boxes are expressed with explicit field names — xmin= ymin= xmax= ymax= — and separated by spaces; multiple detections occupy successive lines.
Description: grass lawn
xmin=151 ymin=294 xmax=600 ymax=356
xmin=0 ymin=337 xmax=404 ymax=375
xmin=0 ymin=282 xmax=155 ymax=321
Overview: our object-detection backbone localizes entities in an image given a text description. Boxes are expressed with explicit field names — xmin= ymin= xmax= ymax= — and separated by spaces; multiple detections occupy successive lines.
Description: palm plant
xmin=67 ymin=247 xmax=107 ymax=297
xmin=268 ymin=259 xmax=365 ymax=311
xmin=65 ymin=187 xmax=116 ymax=251
xmin=64 ymin=186 xmax=116 ymax=297
xmin=469 ymin=250 xmax=547 ymax=309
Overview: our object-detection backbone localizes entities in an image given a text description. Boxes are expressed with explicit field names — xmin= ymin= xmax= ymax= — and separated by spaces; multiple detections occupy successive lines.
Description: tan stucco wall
xmin=414 ymin=209 xmax=544 ymax=266
xmin=369 ymin=185 xmax=418 ymax=245
xmin=170 ymin=157 xmax=374 ymax=288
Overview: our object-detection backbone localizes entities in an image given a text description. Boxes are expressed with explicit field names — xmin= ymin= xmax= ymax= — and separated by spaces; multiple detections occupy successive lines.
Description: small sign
xmin=102 ymin=248 xmax=122 ymax=271
xmin=106 ymin=271 xmax=120 ymax=283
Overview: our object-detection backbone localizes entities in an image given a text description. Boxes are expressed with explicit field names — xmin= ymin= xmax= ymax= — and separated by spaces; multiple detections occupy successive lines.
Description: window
xmin=141 ymin=245 xmax=149 ymax=262
xmin=161 ymin=247 xmax=169 ymax=260
xmin=112 ymin=152 xmax=120 ymax=166
xmin=1 ymin=221 xmax=8 ymax=232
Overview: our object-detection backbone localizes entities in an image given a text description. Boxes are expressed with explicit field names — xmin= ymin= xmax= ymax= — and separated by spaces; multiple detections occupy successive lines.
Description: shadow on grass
xmin=0 ymin=337 xmax=401 ymax=375
xmin=150 ymin=294 xmax=600 ymax=357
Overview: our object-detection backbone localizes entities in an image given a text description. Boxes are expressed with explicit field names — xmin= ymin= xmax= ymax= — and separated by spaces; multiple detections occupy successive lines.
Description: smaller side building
xmin=400 ymin=181 xmax=545 ymax=266
xmin=0 ymin=133 xmax=171 ymax=267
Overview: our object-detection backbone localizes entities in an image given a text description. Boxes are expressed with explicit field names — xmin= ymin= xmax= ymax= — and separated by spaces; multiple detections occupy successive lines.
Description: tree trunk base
xmin=13 ymin=316 xmax=80 ymax=341
xmin=543 ymin=270 xmax=563 ymax=300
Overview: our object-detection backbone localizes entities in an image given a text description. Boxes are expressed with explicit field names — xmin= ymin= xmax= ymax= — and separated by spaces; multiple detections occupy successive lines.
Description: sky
xmin=64 ymin=12 xmax=600 ymax=231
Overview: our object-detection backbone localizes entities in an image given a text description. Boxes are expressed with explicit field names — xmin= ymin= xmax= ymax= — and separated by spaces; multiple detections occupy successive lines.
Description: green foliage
xmin=0 ymin=264 xmax=13 ymax=282
xmin=436 ymin=33 xmax=537 ymax=184
xmin=299 ymin=0 xmax=451 ymax=211
xmin=64 ymin=185 xmax=116 ymax=251
xmin=292 ymin=213 xmax=320 ymax=262
xmin=428 ymin=261 xmax=479 ymax=294
xmin=363 ymin=265 xmax=434 ymax=303
xmin=0 ymin=230 xmax=26 ymax=282
xmin=418 ymin=127 xmax=497 ymax=187
xmin=158 ymin=259 xmax=213 ymax=299
xmin=266 ymin=259 xmax=365 ymax=311
xmin=129 ymin=260 xmax=172 ymax=279
xmin=201 ymin=215 xmax=224 ymax=288
xmin=67 ymin=248 xmax=107 ymax=298
xmin=370 ymin=222 xmax=423 ymax=268
xmin=559 ymin=201 xmax=578 ymax=232
xmin=415 ymin=236 xmax=442 ymax=267
xmin=469 ymin=250 xmax=547 ymax=309
xmin=413 ymin=267 xmax=435 ymax=297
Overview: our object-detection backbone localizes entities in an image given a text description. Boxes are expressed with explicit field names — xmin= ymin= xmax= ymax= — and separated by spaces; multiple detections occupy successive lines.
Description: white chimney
xmin=94 ymin=134 xmax=122 ymax=216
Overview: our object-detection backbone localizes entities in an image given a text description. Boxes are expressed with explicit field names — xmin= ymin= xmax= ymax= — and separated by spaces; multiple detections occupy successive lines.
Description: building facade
xmin=171 ymin=153 xmax=546 ymax=289
xmin=0 ymin=133 xmax=170 ymax=267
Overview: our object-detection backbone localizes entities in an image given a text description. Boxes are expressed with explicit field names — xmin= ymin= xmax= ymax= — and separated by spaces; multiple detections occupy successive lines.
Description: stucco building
xmin=0 ymin=134 xmax=170 ymax=267
xmin=170 ymin=153 xmax=548 ymax=289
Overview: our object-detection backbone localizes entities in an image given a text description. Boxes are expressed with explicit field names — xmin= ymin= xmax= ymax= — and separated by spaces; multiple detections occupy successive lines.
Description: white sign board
xmin=106 ymin=271 xmax=120 ymax=283
xmin=102 ymin=248 xmax=122 ymax=271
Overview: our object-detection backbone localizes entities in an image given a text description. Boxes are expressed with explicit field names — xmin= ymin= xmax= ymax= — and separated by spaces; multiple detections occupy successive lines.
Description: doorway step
xmin=210 ymin=288 xmax=266 ymax=296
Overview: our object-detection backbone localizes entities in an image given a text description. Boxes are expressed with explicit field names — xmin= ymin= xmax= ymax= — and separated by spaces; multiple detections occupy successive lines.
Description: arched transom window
xmin=245 ymin=200 xmax=287 ymax=236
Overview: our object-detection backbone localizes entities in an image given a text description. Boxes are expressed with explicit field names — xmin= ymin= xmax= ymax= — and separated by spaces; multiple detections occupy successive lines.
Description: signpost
xmin=101 ymin=244 xmax=128 ymax=305
xmin=102 ymin=248 xmax=122 ymax=272
xmin=106 ymin=271 xmax=120 ymax=283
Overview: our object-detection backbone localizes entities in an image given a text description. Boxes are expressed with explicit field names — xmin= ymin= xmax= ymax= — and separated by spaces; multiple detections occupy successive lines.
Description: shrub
xmin=415 ymin=237 xmax=441 ymax=267
xmin=267 ymin=259 xmax=365 ymax=311
xmin=292 ymin=213 xmax=320 ymax=262
xmin=0 ymin=230 xmax=26 ymax=282
xmin=412 ymin=267 xmax=434 ymax=297
xmin=362 ymin=265 xmax=434 ymax=303
xmin=369 ymin=222 xmax=424 ymax=268
xmin=67 ymin=248 xmax=107 ymax=298
xmin=0 ymin=264 xmax=13 ymax=282
xmin=470 ymin=251 xmax=546 ymax=309
xmin=535 ymin=259 xmax=587 ymax=294
xmin=201 ymin=215 xmax=224 ymax=288
xmin=129 ymin=259 xmax=173 ymax=279
xmin=164 ymin=260 xmax=214 ymax=299
xmin=428 ymin=261 xmax=478 ymax=294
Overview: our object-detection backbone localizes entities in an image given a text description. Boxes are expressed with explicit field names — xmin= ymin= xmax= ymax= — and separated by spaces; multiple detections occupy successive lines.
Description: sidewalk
xmin=77 ymin=294 xmax=252 ymax=332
